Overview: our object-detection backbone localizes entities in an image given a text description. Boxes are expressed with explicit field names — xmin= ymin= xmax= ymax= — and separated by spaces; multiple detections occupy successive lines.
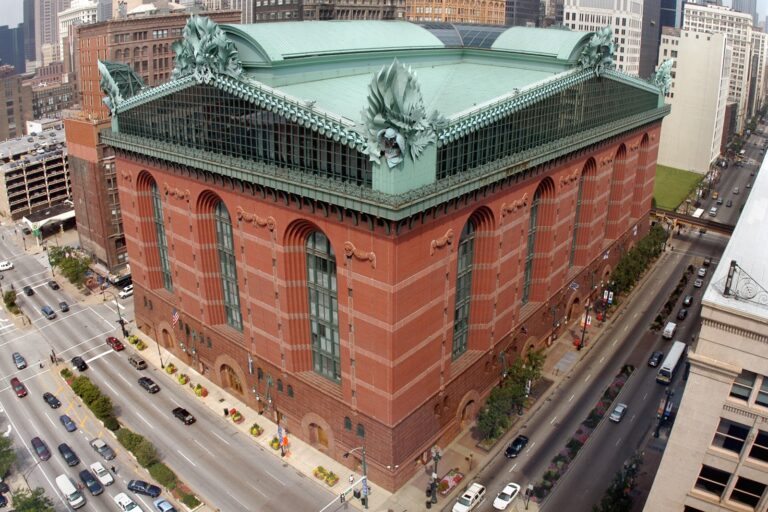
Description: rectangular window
xmin=749 ymin=430 xmax=768 ymax=462
xmin=712 ymin=418 xmax=749 ymax=454
xmin=755 ymin=377 xmax=768 ymax=407
xmin=731 ymin=370 xmax=756 ymax=401
xmin=730 ymin=476 xmax=766 ymax=508
xmin=695 ymin=465 xmax=730 ymax=498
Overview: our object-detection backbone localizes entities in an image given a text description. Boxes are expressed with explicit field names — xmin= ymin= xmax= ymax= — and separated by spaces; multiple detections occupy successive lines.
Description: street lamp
xmin=523 ymin=484 xmax=534 ymax=510
xmin=102 ymin=290 xmax=128 ymax=338
xmin=343 ymin=445 xmax=368 ymax=509
xmin=429 ymin=445 xmax=442 ymax=504
xmin=578 ymin=300 xmax=590 ymax=351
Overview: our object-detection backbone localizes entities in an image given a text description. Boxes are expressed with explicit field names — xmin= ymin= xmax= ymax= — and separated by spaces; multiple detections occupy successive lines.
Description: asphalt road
xmin=0 ymin=230 xmax=334 ymax=511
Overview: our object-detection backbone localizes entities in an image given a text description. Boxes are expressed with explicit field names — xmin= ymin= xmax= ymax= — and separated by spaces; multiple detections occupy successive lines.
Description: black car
xmin=22 ymin=285 xmax=33 ymax=296
xmin=31 ymin=437 xmax=51 ymax=461
xmin=172 ymin=407 xmax=196 ymax=425
xmin=138 ymin=377 xmax=160 ymax=394
xmin=42 ymin=392 xmax=61 ymax=408
xmin=648 ymin=351 xmax=664 ymax=367
xmin=0 ymin=493 xmax=6 ymax=507
xmin=726 ymin=199 xmax=733 ymax=207
xmin=79 ymin=469 xmax=104 ymax=496
xmin=47 ymin=280 xmax=60 ymax=290
xmin=683 ymin=295 xmax=694 ymax=307
xmin=59 ymin=301 xmax=69 ymax=312
xmin=57 ymin=443 xmax=80 ymax=466
xmin=71 ymin=356 xmax=88 ymax=371
xmin=127 ymin=479 xmax=161 ymax=498
xmin=504 ymin=435 xmax=529 ymax=458
xmin=677 ymin=308 xmax=688 ymax=320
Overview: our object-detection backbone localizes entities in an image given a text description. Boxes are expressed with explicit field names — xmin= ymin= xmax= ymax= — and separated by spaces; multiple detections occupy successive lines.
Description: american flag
xmin=172 ymin=308 xmax=180 ymax=327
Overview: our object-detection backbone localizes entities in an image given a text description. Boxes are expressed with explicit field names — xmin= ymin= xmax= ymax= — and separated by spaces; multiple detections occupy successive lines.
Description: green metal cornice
xmin=103 ymin=104 xmax=668 ymax=222
xmin=114 ymin=75 xmax=196 ymax=114
xmin=602 ymin=68 xmax=661 ymax=95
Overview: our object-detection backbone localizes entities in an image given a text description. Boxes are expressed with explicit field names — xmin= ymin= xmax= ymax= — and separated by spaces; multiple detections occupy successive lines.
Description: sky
xmin=3 ymin=0 xmax=768 ymax=29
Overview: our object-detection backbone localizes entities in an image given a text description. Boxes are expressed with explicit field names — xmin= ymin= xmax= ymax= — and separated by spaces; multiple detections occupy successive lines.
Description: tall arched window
xmin=569 ymin=174 xmax=585 ymax=268
xmin=214 ymin=201 xmax=243 ymax=331
xmin=150 ymin=182 xmax=172 ymax=292
xmin=523 ymin=188 xmax=542 ymax=304
xmin=306 ymin=231 xmax=340 ymax=382
xmin=452 ymin=220 xmax=475 ymax=359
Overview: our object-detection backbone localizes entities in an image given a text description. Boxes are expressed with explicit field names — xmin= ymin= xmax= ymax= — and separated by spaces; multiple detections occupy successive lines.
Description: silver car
xmin=609 ymin=403 xmax=628 ymax=423
xmin=12 ymin=352 xmax=26 ymax=370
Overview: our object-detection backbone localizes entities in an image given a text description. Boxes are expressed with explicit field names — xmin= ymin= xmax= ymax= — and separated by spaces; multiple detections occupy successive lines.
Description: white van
xmin=708 ymin=206 xmax=718 ymax=217
xmin=56 ymin=474 xmax=85 ymax=509
xmin=663 ymin=322 xmax=677 ymax=340
xmin=453 ymin=482 xmax=486 ymax=512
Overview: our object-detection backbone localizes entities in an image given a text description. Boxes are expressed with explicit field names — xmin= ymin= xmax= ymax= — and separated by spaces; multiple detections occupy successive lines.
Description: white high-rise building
xmin=562 ymin=0 xmax=643 ymax=76
xmin=749 ymin=31 xmax=768 ymax=118
xmin=58 ymin=0 xmax=97 ymax=58
xmin=683 ymin=3 xmax=753 ymax=133
xmin=656 ymin=28 xmax=730 ymax=174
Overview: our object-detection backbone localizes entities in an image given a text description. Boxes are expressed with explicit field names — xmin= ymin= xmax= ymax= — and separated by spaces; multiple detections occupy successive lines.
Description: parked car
xmin=78 ymin=469 xmax=104 ymax=496
xmin=703 ymin=257 xmax=712 ymax=267
xmin=0 ymin=261 xmax=13 ymax=271
xmin=57 ymin=443 xmax=80 ymax=466
xmin=106 ymin=336 xmax=125 ymax=351
xmin=172 ymin=407 xmax=195 ymax=425
xmin=71 ymin=356 xmax=88 ymax=371
xmin=683 ymin=295 xmax=694 ymax=307
xmin=118 ymin=284 xmax=134 ymax=299
xmin=31 ymin=437 xmax=51 ymax=461
xmin=492 ymin=482 xmax=520 ymax=510
xmin=113 ymin=492 xmax=141 ymax=511
xmin=22 ymin=285 xmax=33 ymax=296
xmin=504 ymin=435 xmax=529 ymax=458
xmin=59 ymin=301 xmax=70 ymax=312
xmin=90 ymin=438 xmax=116 ymax=460
xmin=726 ymin=199 xmax=733 ymax=207
xmin=716 ymin=197 xmax=724 ymax=205
xmin=59 ymin=414 xmax=77 ymax=432
xmin=138 ymin=377 xmax=160 ymax=394
xmin=47 ymin=280 xmax=60 ymax=290
xmin=648 ymin=351 xmax=664 ymax=368
xmin=10 ymin=377 xmax=27 ymax=398
xmin=694 ymin=278 xmax=704 ymax=288
xmin=127 ymin=479 xmax=161 ymax=498
xmin=129 ymin=356 xmax=147 ymax=370
xmin=12 ymin=352 xmax=26 ymax=369
xmin=747 ymin=182 xmax=752 ymax=188
xmin=609 ymin=403 xmax=628 ymax=423
xmin=697 ymin=267 xmax=707 ymax=277
xmin=42 ymin=392 xmax=61 ymax=408
xmin=90 ymin=461 xmax=114 ymax=486
xmin=153 ymin=498 xmax=178 ymax=512
xmin=452 ymin=482 xmax=486 ymax=512
xmin=677 ymin=308 xmax=688 ymax=320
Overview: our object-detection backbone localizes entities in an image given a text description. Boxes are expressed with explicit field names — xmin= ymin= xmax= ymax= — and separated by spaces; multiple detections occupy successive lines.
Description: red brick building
xmin=102 ymin=20 xmax=669 ymax=490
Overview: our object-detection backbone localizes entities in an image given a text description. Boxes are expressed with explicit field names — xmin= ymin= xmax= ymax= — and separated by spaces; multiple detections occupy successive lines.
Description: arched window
xmin=523 ymin=188 xmax=542 ymax=304
xmin=569 ymin=173 xmax=585 ymax=268
xmin=344 ymin=417 xmax=352 ymax=430
xmin=150 ymin=182 xmax=172 ymax=291
xmin=215 ymin=201 xmax=243 ymax=331
xmin=452 ymin=219 xmax=475 ymax=359
xmin=222 ymin=364 xmax=243 ymax=394
xmin=306 ymin=231 xmax=340 ymax=382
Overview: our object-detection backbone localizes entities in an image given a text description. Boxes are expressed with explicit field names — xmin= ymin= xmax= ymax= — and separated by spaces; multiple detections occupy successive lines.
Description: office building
xmin=506 ymin=0 xmax=540 ymax=27
xmin=0 ymin=67 xmax=33 ymax=141
xmin=243 ymin=0 xmax=405 ymax=23
xmin=406 ymin=0 xmax=505 ymax=25
xmin=639 ymin=0 xmax=662 ymax=78
xmin=661 ymin=0 xmax=685 ymax=29
xmin=731 ymin=0 xmax=757 ymax=26
xmin=58 ymin=0 xmax=98 ymax=59
xmin=101 ymin=18 xmax=669 ymax=490
xmin=0 ymin=24 xmax=27 ymax=75
xmin=748 ymin=31 xmax=768 ymax=119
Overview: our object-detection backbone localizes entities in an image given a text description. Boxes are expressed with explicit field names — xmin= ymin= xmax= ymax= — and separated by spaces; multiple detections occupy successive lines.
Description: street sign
xmin=569 ymin=281 xmax=579 ymax=291
xmin=362 ymin=477 xmax=368 ymax=497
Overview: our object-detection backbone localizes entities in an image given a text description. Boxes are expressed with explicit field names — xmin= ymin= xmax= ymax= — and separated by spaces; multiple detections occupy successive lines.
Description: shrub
xmin=70 ymin=376 xmax=93 ymax=397
xmin=103 ymin=416 xmax=120 ymax=431
xmin=149 ymin=463 xmax=177 ymax=490
xmin=179 ymin=492 xmax=200 ymax=508
xmin=116 ymin=428 xmax=143 ymax=452
xmin=135 ymin=439 xmax=160 ymax=468
xmin=90 ymin=395 xmax=113 ymax=420
xmin=60 ymin=368 xmax=73 ymax=379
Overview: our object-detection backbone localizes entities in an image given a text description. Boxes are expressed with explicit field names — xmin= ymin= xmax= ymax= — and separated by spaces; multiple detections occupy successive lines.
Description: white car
xmin=90 ymin=461 xmax=114 ymax=486
xmin=609 ymin=403 xmax=628 ymax=423
xmin=118 ymin=284 xmax=134 ymax=299
xmin=0 ymin=261 xmax=13 ymax=271
xmin=493 ymin=483 xmax=521 ymax=510
xmin=114 ymin=492 xmax=143 ymax=511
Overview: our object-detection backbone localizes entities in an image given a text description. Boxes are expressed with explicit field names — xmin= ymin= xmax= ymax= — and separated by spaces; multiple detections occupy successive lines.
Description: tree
xmin=2 ymin=290 xmax=16 ymax=309
xmin=0 ymin=436 xmax=15 ymax=477
xmin=11 ymin=488 xmax=55 ymax=512
xmin=135 ymin=439 xmax=160 ymax=468
xmin=90 ymin=395 xmax=113 ymax=420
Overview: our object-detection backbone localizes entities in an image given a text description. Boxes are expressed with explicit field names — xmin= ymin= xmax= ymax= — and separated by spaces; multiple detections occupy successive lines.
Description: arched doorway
xmin=161 ymin=328 xmax=173 ymax=348
xmin=567 ymin=297 xmax=581 ymax=326
xmin=220 ymin=364 xmax=243 ymax=394
xmin=309 ymin=422 xmax=329 ymax=449
xmin=460 ymin=400 xmax=475 ymax=428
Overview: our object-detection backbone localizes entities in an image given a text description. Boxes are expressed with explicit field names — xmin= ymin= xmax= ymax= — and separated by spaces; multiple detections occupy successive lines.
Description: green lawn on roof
xmin=653 ymin=165 xmax=702 ymax=211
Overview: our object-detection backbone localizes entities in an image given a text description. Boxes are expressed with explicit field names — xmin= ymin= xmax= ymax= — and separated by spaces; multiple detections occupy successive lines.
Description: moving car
xmin=697 ymin=267 xmax=707 ymax=277
xmin=41 ymin=305 xmax=56 ymax=319
xmin=47 ymin=280 xmax=60 ymax=290
xmin=59 ymin=414 xmax=77 ymax=432
xmin=31 ymin=437 xmax=51 ymax=461
xmin=118 ymin=284 xmax=134 ymax=299
xmin=128 ymin=479 xmax=161 ymax=498
xmin=71 ymin=356 xmax=88 ymax=371
xmin=492 ymin=483 xmax=520 ymax=510
xmin=153 ymin=498 xmax=178 ymax=512
xmin=57 ymin=443 xmax=80 ymax=466
xmin=90 ymin=461 xmax=114 ymax=486
xmin=677 ymin=308 xmax=688 ymax=321
xmin=716 ymin=197 xmax=724 ymax=205
xmin=78 ymin=469 xmax=104 ymax=496
xmin=726 ymin=199 xmax=733 ymax=207
xmin=452 ymin=482 xmax=486 ymax=512
xmin=22 ymin=285 xmax=34 ymax=296
xmin=172 ymin=407 xmax=196 ymax=425
xmin=129 ymin=356 xmax=147 ymax=370
xmin=114 ymin=492 xmax=142 ymax=511
xmin=56 ymin=474 xmax=85 ymax=509
xmin=12 ymin=352 xmax=26 ymax=369
xmin=42 ymin=392 xmax=61 ymax=408
xmin=694 ymin=278 xmax=704 ymax=288
xmin=90 ymin=438 xmax=116 ymax=460
xmin=139 ymin=377 xmax=160 ymax=394
xmin=683 ymin=295 xmax=694 ymax=307
xmin=59 ymin=301 xmax=70 ymax=312
xmin=747 ymin=182 xmax=752 ymax=188
xmin=648 ymin=351 xmax=664 ymax=368
xmin=106 ymin=336 xmax=125 ymax=351
xmin=10 ymin=377 xmax=27 ymax=397
xmin=734 ymin=187 xmax=740 ymax=194
xmin=504 ymin=435 xmax=529 ymax=458
xmin=609 ymin=403 xmax=628 ymax=423
xmin=0 ymin=261 xmax=12 ymax=271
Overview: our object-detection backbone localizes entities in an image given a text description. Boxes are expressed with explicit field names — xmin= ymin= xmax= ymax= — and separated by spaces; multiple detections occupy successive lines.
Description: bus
xmin=657 ymin=341 xmax=687 ymax=384
xmin=691 ymin=208 xmax=704 ymax=219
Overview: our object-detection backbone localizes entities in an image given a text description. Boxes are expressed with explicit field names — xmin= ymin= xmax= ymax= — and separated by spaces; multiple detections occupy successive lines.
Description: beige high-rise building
xmin=405 ymin=0 xmax=505 ymax=25
xmin=749 ymin=31 xmax=768 ymax=118
xmin=656 ymin=28 xmax=730 ymax=174
xmin=562 ymin=0 xmax=643 ymax=75
xmin=683 ymin=3 xmax=753 ymax=133
xmin=645 ymin=161 xmax=768 ymax=510
xmin=58 ymin=0 xmax=97 ymax=59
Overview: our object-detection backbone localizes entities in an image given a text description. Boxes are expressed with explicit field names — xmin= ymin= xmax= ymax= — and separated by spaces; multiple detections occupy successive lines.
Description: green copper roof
xmin=222 ymin=21 xmax=445 ymax=63
xmin=492 ymin=27 xmax=593 ymax=62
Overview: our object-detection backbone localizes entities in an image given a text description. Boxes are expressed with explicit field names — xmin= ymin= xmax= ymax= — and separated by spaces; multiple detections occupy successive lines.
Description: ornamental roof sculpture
xmin=652 ymin=58 xmax=674 ymax=96
xmin=171 ymin=15 xmax=243 ymax=83
xmin=361 ymin=59 xmax=447 ymax=169
xmin=98 ymin=60 xmax=146 ymax=114
xmin=578 ymin=26 xmax=615 ymax=76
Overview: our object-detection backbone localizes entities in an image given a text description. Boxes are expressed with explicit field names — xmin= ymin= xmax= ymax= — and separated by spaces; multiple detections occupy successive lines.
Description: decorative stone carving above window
xmin=343 ymin=242 xmax=376 ymax=269
xmin=236 ymin=206 xmax=276 ymax=232
xmin=430 ymin=229 xmax=454 ymax=256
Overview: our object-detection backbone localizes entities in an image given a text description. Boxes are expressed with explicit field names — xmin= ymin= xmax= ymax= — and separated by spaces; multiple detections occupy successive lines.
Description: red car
xmin=10 ymin=377 xmax=27 ymax=398
xmin=106 ymin=336 xmax=125 ymax=351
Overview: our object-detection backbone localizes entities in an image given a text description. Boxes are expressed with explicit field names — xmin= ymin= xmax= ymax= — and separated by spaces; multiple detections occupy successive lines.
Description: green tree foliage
xmin=58 ymin=255 xmax=91 ymax=286
xmin=116 ymin=428 xmax=143 ymax=452
xmin=3 ymin=290 xmax=17 ymax=310
xmin=90 ymin=395 xmax=113 ymax=420
xmin=70 ymin=376 xmax=93 ymax=397
xmin=149 ymin=463 xmax=177 ymax=490
xmin=592 ymin=456 xmax=642 ymax=512
xmin=610 ymin=224 xmax=667 ymax=295
xmin=0 ymin=436 xmax=16 ymax=477
xmin=47 ymin=246 xmax=68 ymax=267
xmin=103 ymin=415 xmax=120 ymax=431
xmin=10 ymin=488 xmax=54 ymax=512
xmin=135 ymin=439 xmax=160 ymax=468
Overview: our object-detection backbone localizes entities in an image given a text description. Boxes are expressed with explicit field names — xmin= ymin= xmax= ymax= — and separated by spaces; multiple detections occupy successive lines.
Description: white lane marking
xmin=643 ymin=393 xmax=648 ymax=401
xmin=85 ymin=349 xmax=116 ymax=365
xmin=630 ymin=414 xmax=636 ymax=422
xmin=117 ymin=373 xmax=132 ymax=386
xmin=585 ymin=374 xmax=592 ymax=383
xmin=599 ymin=356 xmax=605 ymax=363
xmin=150 ymin=403 xmax=164 ymax=416
xmin=612 ymin=339 xmax=618 ymax=346
xmin=101 ymin=379 xmax=119 ymax=396
xmin=262 ymin=468 xmax=283 ymax=486
xmin=615 ymin=438 xmax=622 ymax=446
xmin=527 ymin=441 xmax=536 ymax=451
xmin=550 ymin=416 xmax=558 ymax=425
xmin=568 ymin=394 xmax=574 ymax=403
xmin=86 ymin=305 xmax=122 ymax=332
xmin=212 ymin=431 xmax=231 ymax=445
xmin=2 ymin=425 xmax=11 ymax=437
xmin=233 ymin=492 xmax=255 ymax=508
xmin=633 ymin=312 xmax=639 ymax=319
xmin=177 ymin=449 xmax=198 ymax=467
xmin=624 ymin=325 xmax=629 ymax=332
xmin=193 ymin=439 xmax=214 ymax=457
xmin=508 ymin=463 xmax=518 ymax=473
xmin=0 ymin=324 xmax=14 ymax=332
xmin=136 ymin=413 xmax=154 ymax=429
xmin=45 ymin=413 xmax=56 ymax=429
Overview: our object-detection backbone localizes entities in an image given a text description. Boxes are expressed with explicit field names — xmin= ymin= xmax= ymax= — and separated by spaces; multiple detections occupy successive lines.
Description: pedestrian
xmin=349 ymin=474 xmax=354 ymax=486
xmin=111 ymin=465 xmax=117 ymax=474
